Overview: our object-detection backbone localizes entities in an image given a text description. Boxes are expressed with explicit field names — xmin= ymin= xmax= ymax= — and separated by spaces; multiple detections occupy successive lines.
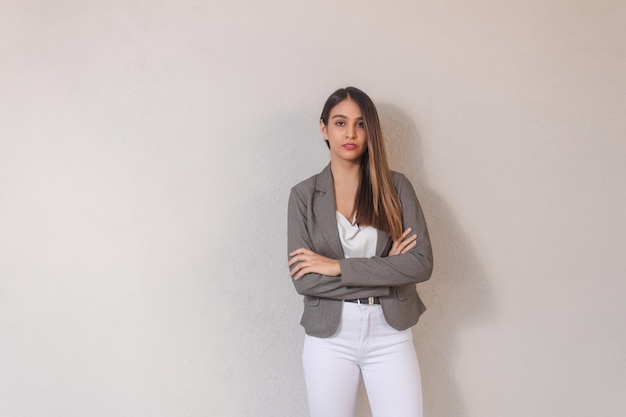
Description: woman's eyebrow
xmin=331 ymin=114 xmax=363 ymax=119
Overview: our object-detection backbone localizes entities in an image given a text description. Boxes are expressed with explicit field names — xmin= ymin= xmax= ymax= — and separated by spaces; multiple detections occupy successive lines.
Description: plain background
xmin=1 ymin=1 xmax=625 ymax=416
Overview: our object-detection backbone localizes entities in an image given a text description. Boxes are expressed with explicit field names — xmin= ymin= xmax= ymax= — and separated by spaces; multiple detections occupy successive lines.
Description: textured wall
xmin=1 ymin=1 xmax=625 ymax=416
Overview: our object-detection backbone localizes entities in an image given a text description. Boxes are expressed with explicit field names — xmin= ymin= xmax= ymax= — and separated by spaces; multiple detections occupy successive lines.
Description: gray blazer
xmin=288 ymin=164 xmax=433 ymax=337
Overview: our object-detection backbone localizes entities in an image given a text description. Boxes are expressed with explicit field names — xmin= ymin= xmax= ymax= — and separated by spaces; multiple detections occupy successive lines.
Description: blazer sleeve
xmin=338 ymin=173 xmax=434 ymax=287
xmin=288 ymin=186 xmax=391 ymax=300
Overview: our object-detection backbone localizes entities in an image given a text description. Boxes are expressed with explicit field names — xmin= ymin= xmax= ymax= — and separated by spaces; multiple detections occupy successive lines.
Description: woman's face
xmin=320 ymin=98 xmax=368 ymax=164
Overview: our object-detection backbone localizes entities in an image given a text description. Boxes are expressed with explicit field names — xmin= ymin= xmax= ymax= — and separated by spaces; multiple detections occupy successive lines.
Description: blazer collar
xmin=314 ymin=164 xmax=345 ymax=258
xmin=315 ymin=163 xmax=334 ymax=194
xmin=314 ymin=164 xmax=391 ymax=258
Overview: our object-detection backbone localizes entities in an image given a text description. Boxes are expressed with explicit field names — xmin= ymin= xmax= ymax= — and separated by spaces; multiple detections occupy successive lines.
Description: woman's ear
xmin=319 ymin=119 xmax=328 ymax=140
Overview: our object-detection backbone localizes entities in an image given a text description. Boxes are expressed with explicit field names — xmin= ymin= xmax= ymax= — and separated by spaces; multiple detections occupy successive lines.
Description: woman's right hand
xmin=287 ymin=248 xmax=341 ymax=280
xmin=388 ymin=227 xmax=417 ymax=256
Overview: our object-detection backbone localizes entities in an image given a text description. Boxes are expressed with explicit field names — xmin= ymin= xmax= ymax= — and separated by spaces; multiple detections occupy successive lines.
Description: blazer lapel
xmin=314 ymin=165 xmax=345 ymax=259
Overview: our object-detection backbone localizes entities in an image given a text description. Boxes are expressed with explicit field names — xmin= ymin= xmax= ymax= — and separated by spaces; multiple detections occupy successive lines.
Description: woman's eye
xmin=357 ymin=122 xmax=365 ymax=128
xmin=335 ymin=121 xmax=345 ymax=126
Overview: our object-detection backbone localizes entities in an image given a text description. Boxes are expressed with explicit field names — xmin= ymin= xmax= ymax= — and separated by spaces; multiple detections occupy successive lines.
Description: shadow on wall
xmin=379 ymin=104 xmax=495 ymax=417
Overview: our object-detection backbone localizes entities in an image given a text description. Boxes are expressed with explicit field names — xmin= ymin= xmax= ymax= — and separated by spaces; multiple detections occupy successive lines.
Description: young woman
xmin=287 ymin=87 xmax=434 ymax=417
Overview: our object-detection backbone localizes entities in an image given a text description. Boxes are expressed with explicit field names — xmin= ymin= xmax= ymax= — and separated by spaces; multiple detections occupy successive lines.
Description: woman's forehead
xmin=329 ymin=99 xmax=362 ymax=117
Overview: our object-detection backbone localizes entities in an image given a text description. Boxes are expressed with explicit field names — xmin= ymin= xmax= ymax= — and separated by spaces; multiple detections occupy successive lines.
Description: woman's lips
xmin=343 ymin=144 xmax=357 ymax=150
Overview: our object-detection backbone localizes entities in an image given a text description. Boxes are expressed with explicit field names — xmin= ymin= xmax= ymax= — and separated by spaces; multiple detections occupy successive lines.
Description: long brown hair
xmin=320 ymin=87 xmax=403 ymax=239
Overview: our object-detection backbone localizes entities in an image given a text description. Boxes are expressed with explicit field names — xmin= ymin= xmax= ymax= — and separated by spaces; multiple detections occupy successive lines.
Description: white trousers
xmin=302 ymin=302 xmax=423 ymax=417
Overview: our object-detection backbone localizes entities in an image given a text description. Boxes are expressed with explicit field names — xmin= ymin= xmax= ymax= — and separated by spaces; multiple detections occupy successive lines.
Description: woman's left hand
xmin=288 ymin=248 xmax=341 ymax=280
xmin=388 ymin=227 xmax=418 ymax=256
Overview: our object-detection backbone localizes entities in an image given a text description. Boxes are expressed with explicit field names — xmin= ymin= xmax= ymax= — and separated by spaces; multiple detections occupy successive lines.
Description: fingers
xmin=401 ymin=232 xmax=418 ymax=246
xmin=399 ymin=239 xmax=417 ymax=254
xmin=399 ymin=227 xmax=413 ymax=240
xmin=288 ymin=256 xmax=319 ymax=280
xmin=293 ymin=266 xmax=309 ymax=280
xmin=289 ymin=261 xmax=308 ymax=280
xmin=398 ymin=234 xmax=418 ymax=253
xmin=289 ymin=247 xmax=312 ymax=258
xmin=288 ymin=248 xmax=314 ymax=267
xmin=390 ymin=228 xmax=418 ymax=256
xmin=287 ymin=248 xmax=310 ymax=267
xmin=287 ymin=248 xmax=314 ymax=279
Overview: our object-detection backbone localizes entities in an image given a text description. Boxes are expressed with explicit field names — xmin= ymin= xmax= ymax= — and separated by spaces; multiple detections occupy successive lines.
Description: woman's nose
xmin=346 ymin=125 xmax=356 ymax=139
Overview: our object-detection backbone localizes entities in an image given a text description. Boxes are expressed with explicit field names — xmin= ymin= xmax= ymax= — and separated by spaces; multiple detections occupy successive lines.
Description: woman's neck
xmin=330 ymin=158 xmax=361 ymax=184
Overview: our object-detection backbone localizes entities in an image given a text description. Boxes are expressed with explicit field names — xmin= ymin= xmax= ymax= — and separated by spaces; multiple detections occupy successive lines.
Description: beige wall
xmin=1 ymin=1 xmax=624 ymax=416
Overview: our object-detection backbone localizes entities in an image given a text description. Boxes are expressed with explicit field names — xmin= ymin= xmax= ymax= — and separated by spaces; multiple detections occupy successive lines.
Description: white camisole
xmin=335 ymin=211 xmax=378 ymax=259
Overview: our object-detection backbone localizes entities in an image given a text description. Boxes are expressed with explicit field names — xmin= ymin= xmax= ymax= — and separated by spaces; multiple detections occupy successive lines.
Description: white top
xmin=336 ymin=211 xmax=378 ymax=259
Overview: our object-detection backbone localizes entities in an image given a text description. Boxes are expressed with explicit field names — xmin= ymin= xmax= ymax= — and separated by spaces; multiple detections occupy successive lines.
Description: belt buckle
xmin=355 ymin=297 xmax=375 ymax=305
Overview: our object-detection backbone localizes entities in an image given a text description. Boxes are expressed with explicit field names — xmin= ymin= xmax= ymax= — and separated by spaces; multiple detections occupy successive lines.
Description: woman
xmin=287 ymin=87 xmax=433 ymax=417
